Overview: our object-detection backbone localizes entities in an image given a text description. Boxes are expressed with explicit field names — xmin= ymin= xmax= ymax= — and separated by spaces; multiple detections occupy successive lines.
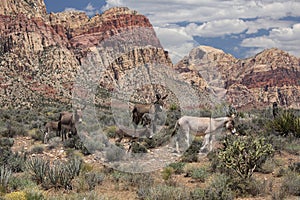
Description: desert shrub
xmin=64 ymin=135 xmax=90 ymax=156
xmin=130 ymin=142 xmax=148 ymax=153
xmin=190 ymin=188 xmax=206 ymax=200
xmin=26 ymin=157 xmax=49 ymax=184
xmin=161 ymin=166 xmax=174 ymax=181
xmin=168 ymin=162 xmax=186 ymax=174
xmin=24 ymin=189 xmax=45 ymax=200
xmin=137 ymin=184 xmax=190 ymax=200
xmin=46 ymin=190 xmax=103 ymax=200
xmin=105 ymin=145 xmax=125 ymax=162
xmin=104 ymin=125 xmax=117 ymax=138
xmin=181 ymin=137 xmax=202 ymax=163
xmin=218 ymin=135 xmax=274 ymax=179
xmin=203 ymin=174 xmax=234 ymax=200
xmin=256 ymin=157 xmax=276 ymax=174
xmin=268 ymin=110 xmax=300 ymax=137
xmin=109 ymin=171 xmax=154 ymax=191
xmin=26 ymin=157 xmax=82 ymax=190
xmin=8 ymin=174 xmax=37 ymax=191
xmin=28 ymin=129 xmax=44 ymax=142
xmin=186 ymin=167 xmax=208 ymax=182
xmin=30 ymin=145 xmax=44 ymax=154
xmin=230 ymin=177 xmax=265 ymax=197
xmin=0 ymin=166 xmax=12 ymax=192
xmin=289 ymin=162 xmax=300 ymax=173
xmin=280 ymin=171 xmax=300 ymax=196
xmin=0 ymin=137 xmax=14 ymax=147
xmin=284 ymin=138 xmax=300 ymax=155
xmin=4 ymin=191 xmax=27 ymax=200
xmin=84 ymin=171 xmax=105 ymax=190
xmin=6 ymin=152 xmax=27 ymax=173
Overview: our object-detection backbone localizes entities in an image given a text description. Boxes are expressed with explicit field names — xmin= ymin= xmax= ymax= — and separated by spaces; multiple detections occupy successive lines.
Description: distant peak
xmin=102 ymin=7 xmax=139 ymax=16
xmin=197 ymin=45 xmax=225 ymax=54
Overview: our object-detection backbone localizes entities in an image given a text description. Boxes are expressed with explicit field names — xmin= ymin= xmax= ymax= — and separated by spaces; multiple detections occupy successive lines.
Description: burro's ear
xmin=162 ymin=94 xmax=168 ymax=100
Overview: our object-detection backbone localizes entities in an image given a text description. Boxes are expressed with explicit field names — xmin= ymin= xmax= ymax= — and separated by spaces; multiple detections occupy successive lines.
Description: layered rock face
xmin=0 ymin=1 xmax=171 ymax=108
xmin=175 ymin=46 xmax=300 ymax=110
xmin=1 ymin=0 xmax=299 ymax=110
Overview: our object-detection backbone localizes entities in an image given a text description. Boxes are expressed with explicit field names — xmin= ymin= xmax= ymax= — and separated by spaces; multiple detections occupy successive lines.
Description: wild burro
xmin=43 ymin=121 xmax=61 ymax=144
xmin=43 ymin=105 xmax=85 ymax=143
xmin=172 ymin=112 xmax=236 ymax=154
xmin=58 ymin=105 xmax=85 ymax=141
xmin=132 ymin=93 xmax=168 ymax=135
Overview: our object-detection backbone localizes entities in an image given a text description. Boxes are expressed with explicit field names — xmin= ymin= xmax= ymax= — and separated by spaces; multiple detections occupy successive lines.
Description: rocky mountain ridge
xmin=0 ymin=1 xmax=171 ymax=108
xmin=176 ymin=46 xmax=300 ymax=109
xmin=0 ymin=0 xmax=299 ymax=110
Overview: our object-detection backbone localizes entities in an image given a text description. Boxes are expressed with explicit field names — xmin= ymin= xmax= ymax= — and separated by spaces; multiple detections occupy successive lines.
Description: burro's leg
xmin=200 ymin=133 xmax=210 ymax=153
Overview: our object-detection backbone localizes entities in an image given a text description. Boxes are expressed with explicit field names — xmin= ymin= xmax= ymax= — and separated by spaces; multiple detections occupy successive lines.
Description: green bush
xmin=269 ymin=110 xmax=300 ymax=137
xmin=7 ymin=152 xmax=27 ymax=173
xmin=30 ymin=145 xmax=44 ymax=154
xmin=204 ymin=174 xmax=234 ymax=200
xmin=168 ymin=162 xmax=186 ymax=174
xmin=181 ymin=137 xmax=202 ymax=163
xmin=281 ymin=171 xmax=300 ymax=196
xmin=161 ymin=167 xmax=174 ymax=181
xmin=218 ymin=135 xmax=274 ymax=179
xmin=26 ymin=157 xmax=82 ymax=190
xmin=26 ymin=157 xmax=49 ymax=184
xmin=137 ymin=184 xmax=190 ymax=200
xmin=188 ymin=167 xmax=208 ymax=182
xmin=84 ymin=171 xmax=105 ymax=190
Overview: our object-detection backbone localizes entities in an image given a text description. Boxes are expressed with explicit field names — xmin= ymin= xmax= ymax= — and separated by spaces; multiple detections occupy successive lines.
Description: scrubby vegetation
xmin=0 ymin=106 xmax=299 ymax=199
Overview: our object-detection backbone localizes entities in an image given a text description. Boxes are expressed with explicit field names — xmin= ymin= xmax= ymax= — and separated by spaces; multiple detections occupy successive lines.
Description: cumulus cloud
xmin=185 ymin=19 xmax=248 ymax=37
xmin=100 ymin=0 xmax=300 ymax=58
xmin=154 ymin=26 xmax=198 ymax=63
xmin=241 ymin=23 xmax=300 ymax=57
xmin=85 ymin=3 xmax=97 ymax=16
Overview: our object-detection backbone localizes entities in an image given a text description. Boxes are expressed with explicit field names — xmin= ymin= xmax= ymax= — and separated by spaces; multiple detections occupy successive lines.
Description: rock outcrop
xmin=175 ymin=46 xmax=300 ymax=110
xmin=0 ymin=0 xmax=171 ymax=108
xmin=0 ymin=0 xmax=299 ymax=111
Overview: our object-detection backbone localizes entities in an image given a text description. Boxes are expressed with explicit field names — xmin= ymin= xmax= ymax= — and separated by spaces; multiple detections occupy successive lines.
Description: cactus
xmin=218 ymin=135 xmax=274 ymax=179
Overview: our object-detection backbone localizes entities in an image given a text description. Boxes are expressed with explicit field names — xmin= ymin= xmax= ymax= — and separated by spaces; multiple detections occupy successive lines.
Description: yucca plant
xmin=25 ymin=157 xmax=49 ymax=184
xmin=270 ymin=110 xmax=300 ymax=137
xmin=0 ymin=165 xmax=12 ymax=192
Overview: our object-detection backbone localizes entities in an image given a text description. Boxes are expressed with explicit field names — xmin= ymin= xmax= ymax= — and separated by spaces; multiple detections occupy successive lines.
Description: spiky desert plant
xmin=218 ymin=135 xmax=274 ymax=179
xmin=0 ymin=165 xmax=12 ymax=192
xmin=25 ymin=157 xmax=49 ymax=184
xmin=270 ymin=110 xmax=300 ymax=137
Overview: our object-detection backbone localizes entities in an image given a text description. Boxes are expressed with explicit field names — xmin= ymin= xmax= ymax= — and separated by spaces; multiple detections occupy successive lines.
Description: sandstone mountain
xmin=0 ymin=1 xmax=172 ymax=109
xmin=175 ymin=46 xmax=300 ymax=110
xmin=0 ymin=0 xmax=299 ymax=111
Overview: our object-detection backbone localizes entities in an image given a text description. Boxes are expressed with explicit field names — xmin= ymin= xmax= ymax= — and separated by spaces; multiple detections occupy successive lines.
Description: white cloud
xmin=154 ymin=26 xmax=198 ymax=63
xmin=241 ymin=23 xmax=300 ymax=57
xmin=85 ymin=3 xmax=97 ymax=16
xmin=101 ymin=0 xmax=124 ymax=12
xmin=185 ymin=19 xmax=248 ymax=37
xmin=101 ymin=0 xmax=300 ymax=58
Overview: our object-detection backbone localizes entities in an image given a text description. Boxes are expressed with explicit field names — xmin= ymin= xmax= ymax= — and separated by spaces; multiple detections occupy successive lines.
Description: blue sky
xmin=44 ymin=0 xmax=300 ymax=62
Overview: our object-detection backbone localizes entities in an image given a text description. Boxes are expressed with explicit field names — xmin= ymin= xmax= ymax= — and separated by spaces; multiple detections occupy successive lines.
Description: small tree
xmin=218 ymin=135 xmax=274 ymax=179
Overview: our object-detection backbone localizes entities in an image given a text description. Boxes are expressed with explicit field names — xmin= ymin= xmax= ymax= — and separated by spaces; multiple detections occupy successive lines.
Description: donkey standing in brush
xmin=132 ymin=93 xmax=168 ymax=136
xmin=172 ymin=112 xmax=236 ymax=154
xmin=58 ymin=105 xmax=85 ymax=141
